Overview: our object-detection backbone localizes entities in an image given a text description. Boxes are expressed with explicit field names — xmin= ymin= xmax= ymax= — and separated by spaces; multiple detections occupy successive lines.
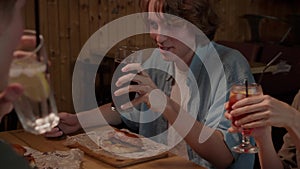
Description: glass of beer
xmin=111 ymin=46 xmax=141 ymax=112
xmin=228 ymin=82 xmax=262 ymax=153
xmin=9 ymin=30 xmax=59 ymax=134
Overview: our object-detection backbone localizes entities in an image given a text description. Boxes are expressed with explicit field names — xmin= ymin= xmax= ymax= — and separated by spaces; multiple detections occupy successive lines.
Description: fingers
xmin=235 ymin=111 xmax=269 ymax=126
xmin=224 ymin=111 xmax=232 ymax=120
xmin=114 ymin=84 xmax=153 ymax=110
xmin=118 ymin=89 xmax=167 ymax=114
xmin=114 ymin=62 xmax=163 ymax=111
xmin=114 ymin=85 xmax=148 ymax=109
xmin=224 ymin=110 xmax=241 ymax=133
xmin=115 ymin=73 xmax=137 ymax=87
xmin=44 ymin=127 xmax=63 ymax=137
xmin=232 ymin=95 xmax=264 ymax=109
xmin=230 ymin=95 xmax=274 ymax=127
xmin=227 ymin=125 xmax=241 ymax=133
xmin=121 ymin=63 xmax=143 ymax=73
xmin=115 ymin=71 xmax=149 ymax=87
xmin=228 ymin=127 xmax=237 ymax=133
xmin=120 ymin=94 xmax=147 ymax=110
xmin=116 ymin=63 xmax=150 ymax=86
xmin=13 ymin=51 xmax=37 ymax=59
xmin=14 ymin=34 xmax=37 ymax=59
xmin=16 ymin=34 xmax=36 ymax=51
xmin=236 ymin=107 xmax=280 ymax=129
xmin=230 ymin=103 xmax=266 ymax=118
xmin=241 ymin=120 xmax=267 ymax=129
xmin=230 ymin=95 xmax=272 ymax=118
xmin=224 ymin=102 xmax=233 ymax=121
xmin=225 ymin=95 xmax=278 ymax=135
xmin=58 ymin=112 xmax=75 ymax=123
xmin=114 ymin=84 xmax=152 ymax=96
xmin=224 ymin=102 xmax=230 ymax=110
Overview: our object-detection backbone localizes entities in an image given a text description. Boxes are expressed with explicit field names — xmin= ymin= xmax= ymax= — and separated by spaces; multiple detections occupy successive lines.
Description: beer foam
xmin=10 ymin=62 xmax=46 ymax=78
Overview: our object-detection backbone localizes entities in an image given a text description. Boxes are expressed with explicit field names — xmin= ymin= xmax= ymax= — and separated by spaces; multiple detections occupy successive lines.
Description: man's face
xmin=147 ymin=0 xmax=196 ymax=65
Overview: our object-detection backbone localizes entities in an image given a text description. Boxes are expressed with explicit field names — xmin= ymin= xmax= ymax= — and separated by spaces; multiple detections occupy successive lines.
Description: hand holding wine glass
xmin=226 ymin=80 xmax=263 ymax=153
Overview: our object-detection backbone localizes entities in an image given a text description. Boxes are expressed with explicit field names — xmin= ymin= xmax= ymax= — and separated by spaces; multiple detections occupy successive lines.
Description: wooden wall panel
xmin=45 ymin=0 xmax=63 ymax=111
xmin=24 ymin=0 xmax=35 ymax=29
xmin=58 ymin=0 xmax=72 ymax=112
xmin=79 ymin=0 xmax=90 ymax=48
xmin=24 ymin=0 xmax=299 ymax=113
xmin=214 ymin=0 xmax=300 ymax=42
xmin=89 ymin=0 xmax=100 ymax=35
xmin=39 ymin=0 xmax=49 ymax=47
xmin=69 ymin=0 xmax=80 ymax=62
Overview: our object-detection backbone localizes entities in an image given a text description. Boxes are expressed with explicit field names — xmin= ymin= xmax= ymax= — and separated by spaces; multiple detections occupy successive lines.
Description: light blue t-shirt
xmin=120 ymin=41 xmax=255 ymax=169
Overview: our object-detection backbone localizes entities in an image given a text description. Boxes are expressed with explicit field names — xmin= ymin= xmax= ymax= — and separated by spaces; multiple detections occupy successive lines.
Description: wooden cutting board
xmin=64 ymin=130 xmax=168 ymax=168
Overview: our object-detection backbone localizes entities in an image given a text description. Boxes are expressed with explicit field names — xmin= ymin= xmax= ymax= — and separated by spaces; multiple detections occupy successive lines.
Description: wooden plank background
xmin=23 ymin=0 xmax=300 ymax=113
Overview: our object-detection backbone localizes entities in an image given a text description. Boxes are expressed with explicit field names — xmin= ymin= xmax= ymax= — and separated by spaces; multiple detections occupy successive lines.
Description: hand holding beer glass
xmin=9 ymin=30 xmax=59 ymax=135
xmin=228 ymin=81 xmax=262 ymax=153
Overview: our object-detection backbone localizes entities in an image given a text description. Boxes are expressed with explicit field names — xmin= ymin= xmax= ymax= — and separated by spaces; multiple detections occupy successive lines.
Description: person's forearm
xmin=163 ymin=98 xmax=233 ymax=169
xmin=255 ymin=133 xmax=283 ymax=169
xmin=99 ymin=103 xmax=122 ymax=125
xmin=77 ymin=103 xmax=122 ymax=129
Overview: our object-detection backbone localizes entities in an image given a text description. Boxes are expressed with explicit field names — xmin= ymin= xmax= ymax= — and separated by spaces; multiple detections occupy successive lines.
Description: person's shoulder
xmin=211 ymin=41 xmax=250 ymax=72
xmin=212 ymin=41 xmax=247 ymax=63
xmin=211 ymin=41 xmax=254 ymax=83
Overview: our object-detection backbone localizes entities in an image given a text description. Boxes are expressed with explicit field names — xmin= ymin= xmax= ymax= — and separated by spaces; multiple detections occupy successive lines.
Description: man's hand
xmin=44 ymin=112 xmax=81 ymax=137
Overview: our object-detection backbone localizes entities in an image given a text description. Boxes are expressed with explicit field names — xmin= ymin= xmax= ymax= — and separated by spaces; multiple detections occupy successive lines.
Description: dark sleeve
xmin=0 ymin=141 xmax=32 ymax=169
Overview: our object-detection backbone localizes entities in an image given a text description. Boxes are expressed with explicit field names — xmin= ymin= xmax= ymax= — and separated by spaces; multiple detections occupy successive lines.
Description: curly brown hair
xmin=139 ymin=0 xmax=219 ymax=40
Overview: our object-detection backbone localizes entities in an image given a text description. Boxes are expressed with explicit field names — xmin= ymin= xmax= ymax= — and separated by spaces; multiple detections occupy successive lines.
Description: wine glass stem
xmin=242 ymin=135 xmax=250 ymax=147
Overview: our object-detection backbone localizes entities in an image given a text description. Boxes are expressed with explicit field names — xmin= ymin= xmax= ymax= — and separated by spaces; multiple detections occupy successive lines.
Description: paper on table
xmin=98 ymin=129 xmax=168 ymax=159
xmin=64 ymin=129 xmax=168 ymax=159
xmin=24 ymin=146 xmax=84 ymax=169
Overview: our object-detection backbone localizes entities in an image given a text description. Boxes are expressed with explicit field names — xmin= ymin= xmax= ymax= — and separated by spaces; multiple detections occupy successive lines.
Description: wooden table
xmin=0 ymin=130 xmax=206 ymax=169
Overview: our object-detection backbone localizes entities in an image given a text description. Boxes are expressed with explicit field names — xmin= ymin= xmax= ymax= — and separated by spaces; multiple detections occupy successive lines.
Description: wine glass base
xmin=232 ymin=144 xmax=259 ymax=154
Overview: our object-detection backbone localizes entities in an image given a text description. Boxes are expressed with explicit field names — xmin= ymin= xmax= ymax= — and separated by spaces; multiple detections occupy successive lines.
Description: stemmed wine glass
xmin=228 ymin=81 xmax=263 ymax=153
